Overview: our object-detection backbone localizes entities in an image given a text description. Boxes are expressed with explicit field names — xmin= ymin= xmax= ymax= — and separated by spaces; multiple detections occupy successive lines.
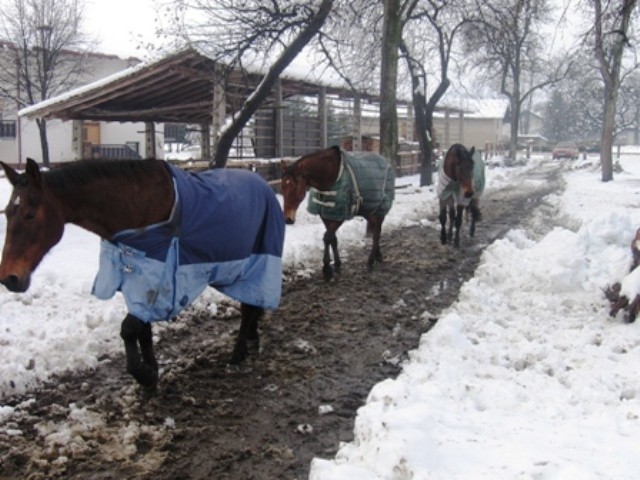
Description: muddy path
xmin=0 ymin=162 xmax=567 ymax=480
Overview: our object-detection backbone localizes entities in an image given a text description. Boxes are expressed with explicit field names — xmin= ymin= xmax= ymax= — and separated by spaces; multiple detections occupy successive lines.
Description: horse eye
xmin=24 ymin=211 xmax=35 ymax=221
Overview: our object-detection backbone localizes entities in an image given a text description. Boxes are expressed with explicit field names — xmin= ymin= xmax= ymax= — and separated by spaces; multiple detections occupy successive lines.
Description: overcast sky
xmin=84 ymin=0 xmax=159 ymax=58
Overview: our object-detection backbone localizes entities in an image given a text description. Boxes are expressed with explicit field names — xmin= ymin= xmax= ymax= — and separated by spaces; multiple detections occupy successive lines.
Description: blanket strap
xmin=311 ymin=197 xmax=336 ymax=208
xmin=309 ymin=158 xmax=345 ymax=209
xmin=342 ymin=153 xmax=363 ymax=215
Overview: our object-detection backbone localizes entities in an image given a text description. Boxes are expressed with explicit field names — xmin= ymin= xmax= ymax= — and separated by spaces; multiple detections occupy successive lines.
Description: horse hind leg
xmin=120 ymin=314 xmax=159 ymax=389
xmin=230 ymin=303 xmax=264 ymax=365
xmin=366 ymin=217 xmax=384 ymax=271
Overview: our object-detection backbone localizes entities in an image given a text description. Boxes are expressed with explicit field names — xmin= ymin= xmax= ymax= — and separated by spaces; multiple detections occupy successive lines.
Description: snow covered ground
xmin=0 ymin=152 xmax=639 ymax=478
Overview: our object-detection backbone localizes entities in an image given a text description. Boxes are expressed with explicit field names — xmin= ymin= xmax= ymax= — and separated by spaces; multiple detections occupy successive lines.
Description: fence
xmin=89 ymin=144 xmax=142 ymax=160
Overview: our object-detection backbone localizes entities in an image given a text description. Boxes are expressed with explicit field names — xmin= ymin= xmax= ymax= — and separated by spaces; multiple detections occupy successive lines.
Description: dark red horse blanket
xmin=92 ymin=164 xmax=285 ymax=322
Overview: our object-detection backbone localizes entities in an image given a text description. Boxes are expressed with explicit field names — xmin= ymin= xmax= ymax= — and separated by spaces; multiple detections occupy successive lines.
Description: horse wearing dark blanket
xmin=0 ymin=158 xmax=284 ymax=389
xmin=437 ymin=144 xmax=486 ymax=248
xmin=281 ymin=146 xmax=394 ymax=280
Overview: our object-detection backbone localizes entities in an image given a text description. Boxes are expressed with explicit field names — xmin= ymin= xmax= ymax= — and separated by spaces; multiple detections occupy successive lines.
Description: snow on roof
xmin=19 ymin=47 xmax=374 ymax=119
xmin=19 ymin=55 xmax=152 ymax=118
xmin=458 ymin=98 xmax=509 ymax=119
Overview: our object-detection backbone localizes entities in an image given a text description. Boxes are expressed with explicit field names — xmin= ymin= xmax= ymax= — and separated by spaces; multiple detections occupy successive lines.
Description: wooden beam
xmin=145 ymin=122 xmax=156 ymax=159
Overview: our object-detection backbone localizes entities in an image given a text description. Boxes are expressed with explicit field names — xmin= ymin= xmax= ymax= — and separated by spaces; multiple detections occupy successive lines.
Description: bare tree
xmin=400 ymin=0 xmax=471 ymax=186
xmin=463 ymin=0 xmax=573 ymax=163
xmin=0 ymin=0 xmax=92 ymax=166
xmin=591 ymin=0 xmax=637 ymax=181
xmin=162 ymin=0 xmax=334 ymax=167
xmin=545 ymin=47 xmax=640 ymax=150
xmin=380 ymin=0 xmax=404 ymax=164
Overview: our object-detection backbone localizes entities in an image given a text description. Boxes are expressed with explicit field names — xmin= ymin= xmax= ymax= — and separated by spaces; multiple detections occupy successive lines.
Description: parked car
xmin=552 ymin=141 xmax=579 ymax=160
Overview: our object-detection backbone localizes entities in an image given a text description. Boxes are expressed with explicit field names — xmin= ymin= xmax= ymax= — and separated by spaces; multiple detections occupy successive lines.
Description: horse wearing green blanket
xmin=281 ymin=146 xmax=395 ymax=280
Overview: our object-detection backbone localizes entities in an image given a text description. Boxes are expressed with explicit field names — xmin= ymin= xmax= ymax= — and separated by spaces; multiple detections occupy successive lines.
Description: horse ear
xmin=25 ymin=158 xmax=42 ymax=187
xmin=0 ymin=161 xmax=20 ymax=186
xmin=469 ymin=146 xmax=475 ymax=157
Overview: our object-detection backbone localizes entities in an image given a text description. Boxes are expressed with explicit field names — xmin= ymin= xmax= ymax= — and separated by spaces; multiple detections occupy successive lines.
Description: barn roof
xmin=20 ymin=47 xmax=386 ymax=124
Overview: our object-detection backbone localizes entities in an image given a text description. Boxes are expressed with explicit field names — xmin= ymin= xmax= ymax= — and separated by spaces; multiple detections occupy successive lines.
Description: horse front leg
xmin=321 ymin=219 xmax=342 ymax=281
xmin=447 ymin=205 xmax=456 ymax=244
xmin=469 ymin=199 xmax=481 ymax=237
xmin=230 ymin=303 xmax=264 ymax=364
xmin=439 ymin=205 xmax=448 ymax=245
xmin=322 ymin=230 xmax=338 ymax=280
xmin=454 ymin=205 xmax=464 ymax=248
xmin=120 ymin=314 xmax=159 ymax=389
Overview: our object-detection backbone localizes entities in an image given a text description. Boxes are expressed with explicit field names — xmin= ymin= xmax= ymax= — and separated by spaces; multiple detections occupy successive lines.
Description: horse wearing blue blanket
xmin=0 ymin=158 xmax=285 ymax=390
xmin=281 ymin=146 xmax=394 ymax=280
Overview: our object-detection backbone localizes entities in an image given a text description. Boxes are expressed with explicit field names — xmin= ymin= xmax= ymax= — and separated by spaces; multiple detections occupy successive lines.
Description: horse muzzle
xmin=463 ymin=190 xmax=474 ymax=199
xmin=283 ymin=210 xmax=296 ymax=225
xmin=0 ymin=274 xmax=30 ymax=293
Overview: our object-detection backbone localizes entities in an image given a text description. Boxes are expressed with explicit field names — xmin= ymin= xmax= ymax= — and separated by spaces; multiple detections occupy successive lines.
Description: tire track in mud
xmin=0 ymin=162 xmax=566 ymax=480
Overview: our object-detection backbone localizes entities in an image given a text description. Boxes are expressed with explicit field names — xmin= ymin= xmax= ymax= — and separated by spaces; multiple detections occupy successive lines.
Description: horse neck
xmin=49 ymin=164 xmax=174 ymax=239
xmin=298 ymin=153 xmax=340 ymax=191
xmin=443 ymin=158 xmax=458 ymax=181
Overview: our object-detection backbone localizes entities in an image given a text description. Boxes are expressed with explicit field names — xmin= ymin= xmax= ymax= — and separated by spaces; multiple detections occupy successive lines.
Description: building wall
xmin=0 ymin=51 xmax=158 ymax=165
xmin=463 ymin=117 xmax=506 ymax=151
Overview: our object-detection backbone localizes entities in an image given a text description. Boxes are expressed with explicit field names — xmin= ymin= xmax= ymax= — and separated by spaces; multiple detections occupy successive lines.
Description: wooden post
xmin=406 ymin=103 xmax=414 ymax=141
xmin=319 ymin=87 xmax=327 ymax=149
xmin=72 ymin=120 xmax=83 ymax=160
xmin=444 ymin=110 xmax=450 ymax=150
xmin=144 ymin=122 xmax=156 ymax=159
xmin=353 ymin=95 xmax=362 ymax=151
xmin=210 ymin=81 xmax=225 ymax=167
xmin=201 ymin=123 xmax=211 ymax=162
xmin=275 ymin=78 xmax=283 ymax=158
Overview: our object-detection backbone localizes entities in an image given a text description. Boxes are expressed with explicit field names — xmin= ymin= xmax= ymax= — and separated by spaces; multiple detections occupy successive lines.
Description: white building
xmin=0 ymin=46 xmax=154 ymax=166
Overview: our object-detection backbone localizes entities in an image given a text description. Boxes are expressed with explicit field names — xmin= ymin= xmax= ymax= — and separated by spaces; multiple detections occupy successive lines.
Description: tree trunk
xmin=211 ymin=0 xmax=333 ymax=168
xmin=36 ymin=118 xmax=50 ymax=167
xmin=593 ymin=0 xmax=637 ymax=182
xmin=601 ymin=91 xmax=616 ymax=182
xmin=380 ymin=0 xmax=402 ymax=168
xmin=508 ymin=95 xmax=520 ymax=164
xmin=403 ymin=55 xmax=431 ymax=186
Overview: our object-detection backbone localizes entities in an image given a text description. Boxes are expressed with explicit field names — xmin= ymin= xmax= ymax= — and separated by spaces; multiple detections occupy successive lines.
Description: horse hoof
xmin=246 ymin=338 xmax=260 ymax=355
xmin=229 ymin=345 xmax=247 ymax=365
xmin=322 ymin=266 xmax=333 ymax=282
xmin=141 ymin=382 xmax=158 ymax=399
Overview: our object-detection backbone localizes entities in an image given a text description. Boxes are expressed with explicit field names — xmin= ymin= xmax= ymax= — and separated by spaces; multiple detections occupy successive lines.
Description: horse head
xmin=0 ymin=159 xmax=65 ymax=292
xmin=456 ymin=146 xmax=476 ymax=199
xmin=280 ymin=160 xmax=307 ymax=225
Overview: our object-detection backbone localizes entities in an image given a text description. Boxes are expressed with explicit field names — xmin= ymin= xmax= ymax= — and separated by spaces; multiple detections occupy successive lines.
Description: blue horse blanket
xmin=437 ymin=149 xmax=486 ymax=206
xmin=92 ymin=164 xmax=285 ymax=323
xmin=307 ymin=149 xmax=395 ymax=221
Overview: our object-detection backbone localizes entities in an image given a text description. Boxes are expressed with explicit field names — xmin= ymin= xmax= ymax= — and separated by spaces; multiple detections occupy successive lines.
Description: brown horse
xmin=0 ymin=158 xmax=284 ymax=390
xmin=281 ymin=146 xmax=395 ymax=280
xmin=437 ymin=144 xmax=485 ymax=248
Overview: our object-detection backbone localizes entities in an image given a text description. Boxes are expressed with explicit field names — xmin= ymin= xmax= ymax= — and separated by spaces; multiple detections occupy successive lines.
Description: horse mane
xmin=287 ymin=145 xmax=341 ymax=176
xmin=43 ymin=159 xmax=162 ymax=191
